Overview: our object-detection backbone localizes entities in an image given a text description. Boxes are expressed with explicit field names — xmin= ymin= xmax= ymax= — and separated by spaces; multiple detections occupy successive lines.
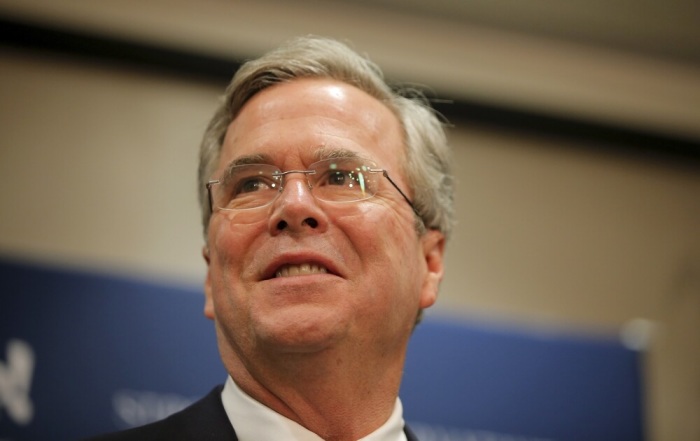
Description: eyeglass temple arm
xmin=380 ymin=171 xmax=422 ymax=219
xmin=206 ymin=181 xmax=217 ymax=215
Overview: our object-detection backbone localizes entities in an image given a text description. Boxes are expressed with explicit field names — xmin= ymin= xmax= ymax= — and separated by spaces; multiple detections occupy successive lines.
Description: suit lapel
xmin=404 ymin=424 xmax=419 ymax=441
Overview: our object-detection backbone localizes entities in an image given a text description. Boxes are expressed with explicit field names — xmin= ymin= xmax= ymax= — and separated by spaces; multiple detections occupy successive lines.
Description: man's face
xmin=204 ymin=78 xmax=444 ymax=365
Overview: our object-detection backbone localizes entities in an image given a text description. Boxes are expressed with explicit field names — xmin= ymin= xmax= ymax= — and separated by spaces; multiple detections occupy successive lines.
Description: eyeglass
xmin=206 ymin=157 xmax=419 ymax=217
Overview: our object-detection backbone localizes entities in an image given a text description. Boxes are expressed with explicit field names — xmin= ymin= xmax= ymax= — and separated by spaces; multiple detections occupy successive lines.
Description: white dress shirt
xmin=221 ymin=376 xmax=408 ymax=441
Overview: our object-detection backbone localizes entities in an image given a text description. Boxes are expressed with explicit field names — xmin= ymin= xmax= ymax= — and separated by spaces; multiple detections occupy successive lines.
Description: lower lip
xmin=259 ymin=274 xmax=342 ymax=298
xmin=265 ymin=272 xmax=338 ymax=283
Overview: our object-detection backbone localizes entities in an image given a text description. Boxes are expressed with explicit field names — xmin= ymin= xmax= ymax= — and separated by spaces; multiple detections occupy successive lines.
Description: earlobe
xmin=202 ymin=246 xmax=215 ymax=320
xmin=202 ymin=245 xmax=211 ymax=265
xmin=419 ymin=230 xmax=446 ymax=309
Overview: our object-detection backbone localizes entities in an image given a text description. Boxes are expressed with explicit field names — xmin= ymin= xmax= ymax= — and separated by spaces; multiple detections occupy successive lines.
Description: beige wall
xmin=1 ymin=2 xmax=699 ymax=439
xmin=0 ymin=49 xmax=211 ymax=284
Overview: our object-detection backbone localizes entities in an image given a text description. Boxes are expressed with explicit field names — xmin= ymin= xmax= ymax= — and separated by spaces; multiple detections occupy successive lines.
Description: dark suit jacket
xmin=86 ymin=385 xmax=419 ymax=441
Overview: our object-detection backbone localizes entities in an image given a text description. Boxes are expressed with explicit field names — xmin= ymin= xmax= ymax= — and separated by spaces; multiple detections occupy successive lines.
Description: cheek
xmin=206 ymin=216 xmax=268 ymax=317
xmin=209 ymin=215 xmax=266 ymax=267
xmin=335 ymin=200 xmax=416 ymax=236
xmin=340 ymin=202 xmax=418 ymax=257
xmin=206 ymin=227 xmax=257 ymax=348
xmin=335 ymin=203 xmax=424 ymax=303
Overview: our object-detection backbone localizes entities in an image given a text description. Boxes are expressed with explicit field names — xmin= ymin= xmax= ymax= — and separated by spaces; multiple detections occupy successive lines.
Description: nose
xmin=268 ymin=175 xmax=328 ymax=235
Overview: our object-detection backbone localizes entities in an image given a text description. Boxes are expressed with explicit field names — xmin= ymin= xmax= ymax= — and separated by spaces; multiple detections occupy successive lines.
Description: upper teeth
xmin=275 ymin=263 xmax=328 ymax=278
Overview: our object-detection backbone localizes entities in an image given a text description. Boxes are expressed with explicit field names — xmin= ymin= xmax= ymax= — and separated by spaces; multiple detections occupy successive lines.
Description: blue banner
xmin=0 ymin=259 xmax=643 ymax=440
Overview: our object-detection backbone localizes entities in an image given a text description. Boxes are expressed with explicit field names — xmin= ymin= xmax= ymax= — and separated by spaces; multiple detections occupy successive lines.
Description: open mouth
xmin=275 ymin=263 xmax=329 ymax=278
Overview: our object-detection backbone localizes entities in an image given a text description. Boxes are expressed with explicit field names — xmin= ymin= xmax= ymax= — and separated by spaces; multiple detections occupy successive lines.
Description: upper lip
xmin=260 ymin=252 xmax=341 ymax=281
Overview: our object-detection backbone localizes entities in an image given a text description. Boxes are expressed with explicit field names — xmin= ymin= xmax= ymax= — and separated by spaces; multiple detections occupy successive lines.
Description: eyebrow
xmin=314 ymin=147 xmax=364 ymax=162
xmin=228 ymin=153 xmax=274 ymax=167
xmin=221 ymin=154 xmax=274 ymax=180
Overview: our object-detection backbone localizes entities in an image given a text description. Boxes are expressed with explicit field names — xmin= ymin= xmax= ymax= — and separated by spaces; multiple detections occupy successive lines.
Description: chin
xmin=256 ymin=307 xmax=348 ymax=353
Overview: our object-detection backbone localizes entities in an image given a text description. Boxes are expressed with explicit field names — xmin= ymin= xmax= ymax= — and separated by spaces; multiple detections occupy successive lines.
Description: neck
xmin=222 ymin=343 xmax=406 ymax=441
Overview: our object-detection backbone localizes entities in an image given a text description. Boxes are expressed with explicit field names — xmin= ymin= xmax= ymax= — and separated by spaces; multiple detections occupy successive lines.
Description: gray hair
xmin=198 ymin=36 xmax=454 ymax=239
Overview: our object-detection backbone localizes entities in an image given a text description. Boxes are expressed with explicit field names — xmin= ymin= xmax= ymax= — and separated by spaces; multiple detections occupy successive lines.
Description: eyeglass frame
xmin=205 ymin=161 xmax=420 ymax=219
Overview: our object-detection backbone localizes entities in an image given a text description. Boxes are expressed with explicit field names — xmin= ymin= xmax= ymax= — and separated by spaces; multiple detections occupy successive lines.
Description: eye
xmin=309 ymin=159 xmax=377 ymax=202
xmin=233 ymin=176 xmax=274 ymax=196
xmin=327 ymin=170 xmax=349 ymax=186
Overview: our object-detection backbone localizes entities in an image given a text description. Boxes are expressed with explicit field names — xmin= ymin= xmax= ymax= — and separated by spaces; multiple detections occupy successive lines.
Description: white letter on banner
xmin=0 ymin=339 xmax=35 ymax=425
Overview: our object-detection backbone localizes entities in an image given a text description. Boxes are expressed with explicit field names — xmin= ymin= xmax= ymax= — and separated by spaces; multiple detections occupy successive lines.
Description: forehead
xmin=217 ymin=78 xmax=405 ymax=172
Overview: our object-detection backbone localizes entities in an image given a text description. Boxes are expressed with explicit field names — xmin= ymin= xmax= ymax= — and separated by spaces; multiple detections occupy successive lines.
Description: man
xmin=90 ymin=35 xmax=453 ymax=440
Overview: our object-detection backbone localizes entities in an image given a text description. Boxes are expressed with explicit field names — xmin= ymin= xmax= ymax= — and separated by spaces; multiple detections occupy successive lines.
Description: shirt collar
xmin=221 ymin=376 xmax=407 ymax=441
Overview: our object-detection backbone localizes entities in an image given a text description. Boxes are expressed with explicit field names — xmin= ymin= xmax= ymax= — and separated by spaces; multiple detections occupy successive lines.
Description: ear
xmin=202 ymin=246 xmax=215 ymax=320
xmin=419 ymin=230 xmax=446 ymax=309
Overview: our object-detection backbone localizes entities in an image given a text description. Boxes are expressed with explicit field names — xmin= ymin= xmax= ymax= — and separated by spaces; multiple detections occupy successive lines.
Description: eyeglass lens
xmin=211 ymin=158 xmax=380 ymax=211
